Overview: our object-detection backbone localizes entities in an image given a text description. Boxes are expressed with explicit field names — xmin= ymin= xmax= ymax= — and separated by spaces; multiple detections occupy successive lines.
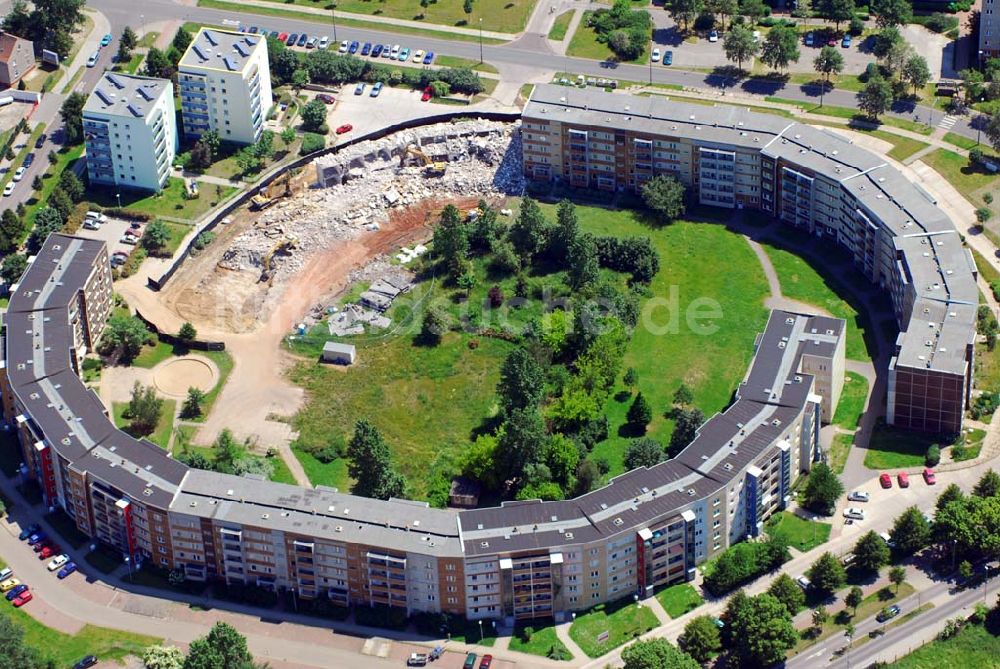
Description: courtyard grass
xmin=920 ymin=149 xmax=997 ymax=202
xmin=829 ymin=432 xmax=855 ymax=474
xmin=85 ymin=177 xmax=237 ymax=222
xmin=132 ymin=339 xmax=179 ymax=369
xmin=761 ymin=242 xmax=872 ymax=361
xmin=433 ymin=55 xmax=499 ymax=75
xmin=267 ymin=453 xmax=298 ymax=485
xmin=765 ymin=510 xmax=832 ymax=553
xmin=833 ymin=371 xmax=869 ymax=431
xmin=943 ymin=132 xmax=980 ymax=151
xmin=248 ymin=0 xmax=534 ymax=32
xmin=887 ymin=619 xmax=1000 ymax=668
xmin=112 ymin=399 xmax=176 ymax=450
xmin=566 ymin=12 xmax=647 ymax=63
xmin=569 ymin=599 xmax=660 ymax=658
xmin=23 ymin=144 xmax=85 ymax=232
xmin=508 ymin=622 xmax=572 ymax=659
xmin=655 ymin=582 xmax=703 ymax=618
xmin=190 ymin=349 xmax=235 ymax=422
xmin=863 ymin=424 xmax=942 ymax=470
xmin=291 ymin=446 xmax=349 ymax=489
xmin=5 ymin=608 xmax=159 ymax=667
xmin=548 ymin=11 xmax=574 ymax=40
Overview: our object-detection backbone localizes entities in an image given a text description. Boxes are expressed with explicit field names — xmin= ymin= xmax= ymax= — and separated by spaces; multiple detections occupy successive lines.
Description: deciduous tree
xmin=871 ymin=0 xmax=911 ymax=28
xmin=802 ymin=461 xmax=844 ymax=515
xmin=347 ymin=419 xmax=406 ymax=500
xmin=723 ymin=25 xmax=758 ymax=72
xmin=760 ymin=25 xmax=800 ymax=71
xmin=767 ymin=572 xmax=805 ymax=615
xmin=807 ymin=551 xmax=847 ymax=594
xmin=60 ymin=92 xmax=87 ymax=145
xmin=621 ymin=638 xmax=699 ymax=669
xmin=853 ymin=530 xmax=891 ymax=572
xmin=497 ymin=347 xmax=545 ymax=415
xmin=678 ymin=615 xmax=721 ymax=664
xmin=641 ymin=174 xmax=686 ymax=222
xmin=126 ymin=382 xmax=162 ymax=437
xmin=845 ymin=585 xmax=863 ymax=615
xmin=890 ymin=505 xmax=932 ymax=555
xmin=624 ymin=437 xmax=664 ymax=470
xmin=858 ymin=76 xmax=893 ymax=120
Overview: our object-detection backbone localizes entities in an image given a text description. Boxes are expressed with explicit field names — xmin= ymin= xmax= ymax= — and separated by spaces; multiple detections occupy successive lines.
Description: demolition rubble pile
xmin=216 ymin=119 xmax=523 ymax=280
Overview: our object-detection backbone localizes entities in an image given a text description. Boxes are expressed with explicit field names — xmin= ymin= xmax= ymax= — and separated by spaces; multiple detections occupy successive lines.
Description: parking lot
xmin=317 ymin=85 xmax=455 ymax=140
xmin=72 ymin=215 xmax=144 ymax=260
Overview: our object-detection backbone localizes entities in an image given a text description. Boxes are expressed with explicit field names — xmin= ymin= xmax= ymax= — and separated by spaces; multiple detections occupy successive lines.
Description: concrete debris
xmin=328 ymin=304 xmax=392 ymax=336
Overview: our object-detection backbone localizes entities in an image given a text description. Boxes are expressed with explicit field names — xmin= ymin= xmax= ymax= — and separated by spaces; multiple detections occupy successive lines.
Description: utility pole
xmin=479 ymin=18 xmax=483 ymax=64
xmin=332 ymin=2 xmax=338 ymax=42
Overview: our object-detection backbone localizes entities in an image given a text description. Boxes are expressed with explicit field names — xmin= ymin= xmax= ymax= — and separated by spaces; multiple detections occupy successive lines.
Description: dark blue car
xmin=286 ymin=33 xmax=298 ymax=46
xmin=361 ymin=42 xmax=372 ymax=56
xmin=27 ymin=532 xmax=46 ymax=546
xmin=57 ymin=563 xmax=78 ymax=579
xmin=5 ymin=584 xmax=27 ymax=601
xmin=423 ymin=51 xmax=434 ymax=65
xmin=297 ymin=33 xmax=308 ymax=47
xmin=372 ymin=44 xmax=384 ymax=57
xmin=348 ymin=40 xmax=359 ymax=54
xmin=18 ymin=524 xmax=39 ymax=541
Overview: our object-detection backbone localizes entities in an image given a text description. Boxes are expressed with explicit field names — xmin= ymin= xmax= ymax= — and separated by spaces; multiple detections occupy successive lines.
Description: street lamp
xmin=332 ymin=3 xmax=338 ymax=42
xmin=115 ymin=192 xmax=121 ymax=209
xmin=478 ymin=18 xmax=484 ymax=64
xmin=124 ymin=555 xmax=133 ymax=583
xmin=478 ymin=619 xmax=483 ymax=642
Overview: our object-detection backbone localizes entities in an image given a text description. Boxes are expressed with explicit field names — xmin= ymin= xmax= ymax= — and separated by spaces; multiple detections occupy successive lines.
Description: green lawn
xmin=863 ymin=424 xmax=943 ymax=469
xmin=833 ymin=371 xmax=869 ymax=431
xmin=248 ymin=0 xmax=534 ymax=32
xmin=569 ymin=599 xmax=660 ymax=658
xmin=23 ymin=145 xmax=85 ymax=232
xmin=508 ymin=623 xmax=573 ymax=659
xmin=921 ymin=149 xmax=998 ymax=202
xmin=888 ymin=620 xmax=1000 ymax=668
xmin=972 ymin=248 xmax=1000 ymax=286
xmin=829 ymin=432 xmax=854 ymax=474
xmin=292 ymin=446 xmax=349 ymax=489
xmin=85 ymin=177 xmax=237 ymax=222
xmin=112 ymin=399 xmax=176 ymax=450
xmin=654 ymin=583 xmax=703 ymax=618
xmin=765 ymin=511 xmax=832 ymax=553
xmin=5 ymin=608 xmax=159 ymax=667
xmin=762 ymin=242 xmax=872 ymax=361
xmin=944 ymin=132 xmax=979 ymax=151
xmin=267 ymin=453 xmax=298 ymax=485
xmin=433 ymin=55 xmax=499 ymax=74
xmin=548 ymin=10 xmax=574 ymax=40
xmin=567 ymin=12 xmax=647 ymax=63
xmin=132 ymin=339 xmax=179 ymax=369
xmin=865 ymin=129 xmax=929 ymax=162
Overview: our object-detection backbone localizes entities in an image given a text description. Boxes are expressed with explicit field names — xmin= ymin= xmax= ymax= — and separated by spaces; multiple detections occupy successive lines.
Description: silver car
xmin=847 ymin=490 xmax=870 ymax=502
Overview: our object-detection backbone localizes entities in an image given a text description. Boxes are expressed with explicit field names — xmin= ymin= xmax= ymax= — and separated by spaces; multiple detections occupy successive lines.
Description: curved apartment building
xmin=0 ymin=88 xmax=973 ymax=627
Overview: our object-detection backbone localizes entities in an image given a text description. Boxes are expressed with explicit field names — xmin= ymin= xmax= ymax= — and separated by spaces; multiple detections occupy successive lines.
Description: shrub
xmin=703 ymin=537 xmax=790 ymax=596
xmin=926 ymin=444 xmax=941 ymax=467
xmin=299 ymin=132 xmax=326 ymax=155
xmin=977 ymin=207 xmax=993 ymax=223
xmin=849 ymin=17 xmax=864 ymax=35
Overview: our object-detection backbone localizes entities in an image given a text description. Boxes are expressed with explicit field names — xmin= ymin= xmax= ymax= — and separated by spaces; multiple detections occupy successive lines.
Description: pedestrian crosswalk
xmin=939 ymin=115 xmax=957 ymax=130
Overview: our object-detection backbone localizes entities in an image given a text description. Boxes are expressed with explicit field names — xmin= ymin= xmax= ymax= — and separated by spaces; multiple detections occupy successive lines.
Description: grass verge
xmin=655 ymin=583 xmax=703 ymax=618
xmin=508 ymin=622 xmax=572 ymax=659
xmin=833 ymin=371 xmax=869 ymax=431
xmin=6 ymin=608 xmax=159 ymax=666
xmin=765 ymin=511 xmax=832 ymax=553
xmin=569 ymin=599 xmax=660 ymax=657
xmin=112 ymin=399 xmax=176 ymax=450
xmin=548 ymin=11 xmax=574 ymax=40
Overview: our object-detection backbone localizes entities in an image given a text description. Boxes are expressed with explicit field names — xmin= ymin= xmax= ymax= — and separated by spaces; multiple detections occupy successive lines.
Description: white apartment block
xmin=178 ymin=28 xmax=272 ymax=145
xmin=83 ymin=73 xmax=176 ymax=192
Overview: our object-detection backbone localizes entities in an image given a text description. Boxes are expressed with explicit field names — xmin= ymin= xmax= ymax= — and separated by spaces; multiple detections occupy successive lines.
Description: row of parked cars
xmin=407 ymin=650 xmax=490 ymax=667
xmin=0 ymin=523 xmax=80 ymax=610
xmin=86 ymin=32 xmax=115 ymax=68
xmin=339 ymin=40 xmax=436 ymax=65
xmin=805 ymin=31 xmax=853 ymax=49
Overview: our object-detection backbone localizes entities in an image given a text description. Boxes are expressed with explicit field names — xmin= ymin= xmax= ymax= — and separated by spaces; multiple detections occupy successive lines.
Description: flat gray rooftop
xmin=83 ymin=73 xmax=170 ymax=119
xmin=179 ymin=28 xmax=263 ymax=73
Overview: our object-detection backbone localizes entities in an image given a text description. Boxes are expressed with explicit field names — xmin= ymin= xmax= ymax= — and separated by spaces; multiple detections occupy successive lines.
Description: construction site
xmin=155 ymin=119 xmax=524 ymax=336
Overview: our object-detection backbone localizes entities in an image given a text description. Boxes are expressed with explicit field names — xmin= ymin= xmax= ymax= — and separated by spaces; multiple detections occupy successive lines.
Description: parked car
xmin=708 ymin=30 xmax=719 ymax=42
xmin=4 ymin=585 xmax=27 ymax=601
xmin=876 ymin=604 xmax=901 ymax=622
xmin=827 ymin=35 xmax=838 ymax=47
xmin=842 ymin=553 xmax=856 ymax=567
xmin=339 ymin=40 xmax=349 ymax=52
xmin=120 ymin=235 xmax=138 ymax=245
xmin=879 ymin=531 xmax=896 ymax=548
xmin=407 ymin=654 xmax=429 ymax=667
xmin=38 ymin=544 xmax=61 ymax=559
xmin=86 ymin=211 xmax=108 ymax=223
xmin=847 ymin=490 xmax=870 ymax=502
xmin=306 ymin=37 xmax=317 ymax=49
xmin=429 ymin=646 xmax=444 ymax=660
xmin=286 ymin=33 xmax=298 ymax=46
xmin=319 ymin=35 xmax=329 ymax=49
xmin=348 ymin=40 xmax=359 ymax=54
xmin=100 ymin=33 xmax=113 ymax=47
xmin=22 ymin=152 xmax=34 ymax=167
xmin=361 ymin=42 xmax=372 ymax=56
xmin=0 ymin=578 xmax=21 ymax=592
xmin=0 ymin=568 xmax=12 ymax=582
xmin=391 ymin=44 xmax=401 ymax=57
xmin=399 ymin=47 xmax=410 ymax=61
xmin=382 ymin=44 xmax=393 ymax=58
xmin=35 ymin=133 xmax=46 ymax=149
xmin=923 ymin=468 xmax=936 ymax=485
xmin=843 ymin=507 xmax=866 ymax=520
xmin=12 ymin=591 xmax=32 ymax=607
xmin=336 ymin=124 xmax=353 ymax=134
xmin=57 ymin=562 xmax=78 ymax=579
xmin=12 ymin=166 xmax=25 ymax=182
xmin=423 ymin=51 xmax=434 ymax=64
xmin=354 ymin=82 xmax=365 ymax=95
xmin=27 ymin=532 xmax=46 ymax=546
xmin=277 ymin=33 xmax=288 ymax=42
xmin=421 ymin=86 xmax=432 ymax=102
xmin=651 ymin=47 xmax=661 ymax=62
xmin=463 ymin=654 xmax=478 ymax=669
xmin=18 ymin=525 xmax=38 ymax=541
xmin=898 ymin=471 xmax=910 ymax=488
xmin=316 ymin=93 xmax=335 ymax=104
xmin=297 ymin=33 xmax=308 ymax=47
xmin=86 ymin=51 xmax=99 ymax=67
xmin=3 ymin=182 xmax=14 ymax=196
xmin=370 ymin=81 xmax=383 ymax=97
xmin=247 ymin=26 xmax=258 ymax=34
xmin=842 ymin=34 xmax=852 ymax=48
xmin=805 ymin=32 xmax=814 ymax=46
xmin=372 ymin=44 xmax=384 ymax=57
xmin=479 ymin=655 xmax=493 ymax=669
xmin=795 ymin=575 xmax=811 ymax=590
xmin=752 ymin=30 xmax=760 ymax=42
xmin=73 ymin=657 xmax=98 ymax=669
xmin=412 ymin=49 xmax=425 ymax=63
xmin=83 ymin=220 xmax=100 ymax=231
xmin=47 ymin=554 xmax=69 ymax=571
xmin=269 ymin=31 xmax=279 ymax=39
xmin=663 ymin=50 xmax=673 ymax=65
xmin=879 ymin=473 xmax=892 ymax=489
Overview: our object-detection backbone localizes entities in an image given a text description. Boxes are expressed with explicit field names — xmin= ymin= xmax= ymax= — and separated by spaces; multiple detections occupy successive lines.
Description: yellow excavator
xmin=400 ymin=144 xmax=447 ymax=177
xmin=250 ymin=170 xmax=298 ymax=211
xmin=259 ymin=234 xmax=298 ymax=284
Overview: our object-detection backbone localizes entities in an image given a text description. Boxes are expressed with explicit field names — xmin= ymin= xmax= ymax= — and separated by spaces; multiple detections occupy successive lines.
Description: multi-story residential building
xmin=0 ymin=229 xmax=845 ymax=627
xmin=177 ymin=28 xmax=271 ymax=144
xmin=82 ymin=73 xmax=177 ymax=192
xmin=0 ymin=33 xmax=34 ymax=88
xmin=982 ymin=0 xmax=1000 ymax=60
xmin=522 ymin=85 xmax=977 ymax=435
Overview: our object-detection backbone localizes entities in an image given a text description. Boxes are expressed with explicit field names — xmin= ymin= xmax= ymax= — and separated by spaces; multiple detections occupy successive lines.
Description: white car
xmin=879 ymin=531 xmax=895 ymax=547
xmin=86 ymin=51 xmax=99 ymax=67
xmin=843 ymin=507 xmax=866 ymax=520
xmin=12 ymin=166 xmax=25 ymax=182
xmin=47 ymin=554 xmax=68 ymax=571
xmin=319 ymin=35 xmax=329 ymax=49
xmin=339 ymin=40 xmax=349 ymax=53
xmin=412 ymin=49 xmax=425 ymax=63
xmin=120 ymin=234 xmax=138 ymax=245
xmin=3 ymin=182 xmax=15 ymax=196
xmin=796 ymin=575 xmax=811 ymax=590
xmin=85 ymin=211 xmax=108 ymax=223
xmin=847 ymin=490 xmax=870 ymax=502
xmin=82 ymin=220 xmax=100 ymax=231
xmin=390 ymin=44 xmax=401 ymax=56
xmin=651 ymin=47 xmax=661 ymax=62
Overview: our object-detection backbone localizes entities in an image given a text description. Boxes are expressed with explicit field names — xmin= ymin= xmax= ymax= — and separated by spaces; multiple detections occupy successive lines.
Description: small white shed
xmin=322 ymin=341 xmax=356 ymax=365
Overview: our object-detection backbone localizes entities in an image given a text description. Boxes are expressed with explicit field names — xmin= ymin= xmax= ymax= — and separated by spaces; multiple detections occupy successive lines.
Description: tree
xmin=626 ymin=392 xmax=653 ymax=432
xmin=142 ymin=644 xmax=184 ymax=669
xmin=818 ymin=0 xmax=856 ymax=29
xmin=291 ymin=68 xmax=309 ymax=95
xmin=142 ymin=220 xmax=170 ymax=252
xmin=814 ymin=46 xmax=844 ymax=82
xmin=667 ymin=0 xmax=705 ymax=31
xmin=871 ymin=0 xmax=911 ymax=28
xmin=58 ymin=169 xmax=84 ymax=202
xmin=710 ymin=0 xmax=739 ymax=29
xmin=767 ymin=573 xmax=805 ymax=615
xmin=740 ymin=0 xmax=768 ymax=22
xmin=889 ymin=565 xmax=907 ymax=592
xmin=641 ymin=174 xmax=686 ymax=223
xmin=858 ymin=76 xmax=893 ymax=120
xmin=624 ymin=438 xmax=664 ymax=470
xmin=181 ymin=387 xmax=206 ymax=419
xmin=567 ymin=233 xmax=599 ymax=292
xmin=845 ymin=585 xmax=863 ymax=615
xmin=171 ymin=26 xmax=192 ymax=54
xmin=498 ymin=407 xmax=547 ymax=486
xmin=280 ymin=126 xmax=296 ymax=145
xmin=986 ymin=110 xmax=1000 ymax=154
xmin=99 ymin=314 xmax=150 ymax=362
xmin=802 ymin=461 xmax=844 ymax=515
xmin=723 ymin=25 xmax=758 ymax=72
xmin=432 ymin=204 xmax=469 ymax=277
xmin=144 ymin=47 xmax=174 ymax=80
xmin=937 ymin=483 xmax=965 ymax=512
xmin=902 ymin=54 xmax=931 ymax=95
xmin=178 ymin=321 xmax=197 ymax=343
xmin=678 ymin=615 xmax=721 ymax=664
xmin=60 ymin=92 xmax=87 ymax=145
xmin=975 ymin=469 xmax=1000 ymax=497
xmin=669 ymin=407 xmax=704 ymax=456
xmin=509 ymin=197 xmax=549 ymax=260
xmin=853 ymin=530 xmax=891 ymax=572
xmin=760 ymin=25 xmax=800 ymax=71
xmin=182 ymin=622 xmax=254 ymax=669
xmin=0 ymin=608 xmax=45 ymax=667
xmin=301 ymin=98 xmax=329 ymax=134
xmin=811 ymin=605 xmax=829 ymax=633
xmin=624 ymin=367 xmax=639 ymax=389
xmin=890 ymin=506 xmax=932 ymax=556
xmin=346 ymin=419 xmax=406 ymax=500
xmin=497 ymin=347 xmax=545 ymax=415
xmin=726 ymin=592 xmax=798 ymax=667
xmin=959 ymin=560 xmax=973 ymax=581
xmin=28 ymin=206 xmax=63 ymax=253
xmin=621 ymin=638 xmax=699 ymax=669
xmin=807 ymin=551 xmax=847 ymax=594
xmin=126 ymin=382 xmax=162 ymax=437
xmin=116 ymin=38 xmax=133 ymax=65
xmin=464 ymin=0 xmax=474 ymax=17
xmin=48 ymin=187 xmax=72 ymax=222
xmin=0 ymin=253 xmax=27 ymax=285
xmin=673 ymin=383 xmax=693 ymax=408
xmin=31 ymin=174 xmax=42 ymax=192
xmin=926 ymin=444 xmax=941 ymax=467
xmin=873 ymin=27 xmax=903 ymax=62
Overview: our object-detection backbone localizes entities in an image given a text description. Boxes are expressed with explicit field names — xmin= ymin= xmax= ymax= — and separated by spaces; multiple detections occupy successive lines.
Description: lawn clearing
xmin=569 ymin=599 xmax=660 ymax=657
xmin=943 ymin=132 xmax=980 ymax=151
xmin=920 ymin=149 xmax=998 ymax=202
xmin=508 ymin=622 xmax=572 ymax=659
xmin=863 ymin=424 xmax=943 ymax=470
xmin=567 ymin=12 xmax=647 ymax=63
xmin=655 ymin=582 xmax=703 ymax=618
xmin=829 ymin=432 xmax=854 ymax=474
xmin=251 ymin=0 xmax=534 ymax=32
xmin=765 ymin=510 xmax=832 ymax=553
xmin=268 ymin=453 xmax=298 ymax=485
xmin=132 ymin=339 xmax=179 ymax=369
xmin=85 ymin=177 xmax=237 ymax=222
xmin=887 ymin=619 xmax=1000 ymax=668
xmin=548 ymin=11 xmax=574 ymax=40
xmin=833 ymin=371 xmax=869 ymax=431
xmin=5 ymin=608 xmax=159 ymax=667
xmin=113 ymin=399 xmax=176 ymax=450
xmin=433 ymin=55 xmax=499 ymax=74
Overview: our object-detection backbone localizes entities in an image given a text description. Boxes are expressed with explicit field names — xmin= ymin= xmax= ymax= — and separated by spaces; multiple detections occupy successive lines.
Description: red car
xmin=278 ymin=32 xmax=289 ymax=42
xmin=421 ymin=86 xmax=433 ymax=102
xmin=479 ymin=655 xmax=493 ymax=669
xmin=38 ymin=544 xmax=60 ymax=559
xmin=335 ymin=124 xmax=353 ymax=135
xmin=879 ymin=473 xmax=892 ymax=489
xmin=827 ymin=35 xmax=838 ymax=46
xmin=898 ymin=471 xmax=910 ymax=488
xmin=923 ymin=468 xmax=937 ymax=485
xmin=317 ymin=93 xmax=335 ymax=104
xmin=12 ymin=591 xmax=32 ymax=607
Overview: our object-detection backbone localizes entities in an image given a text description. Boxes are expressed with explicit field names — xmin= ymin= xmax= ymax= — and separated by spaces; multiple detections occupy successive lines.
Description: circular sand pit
xmin=153 ymin=356 xmax=219 ymax=398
